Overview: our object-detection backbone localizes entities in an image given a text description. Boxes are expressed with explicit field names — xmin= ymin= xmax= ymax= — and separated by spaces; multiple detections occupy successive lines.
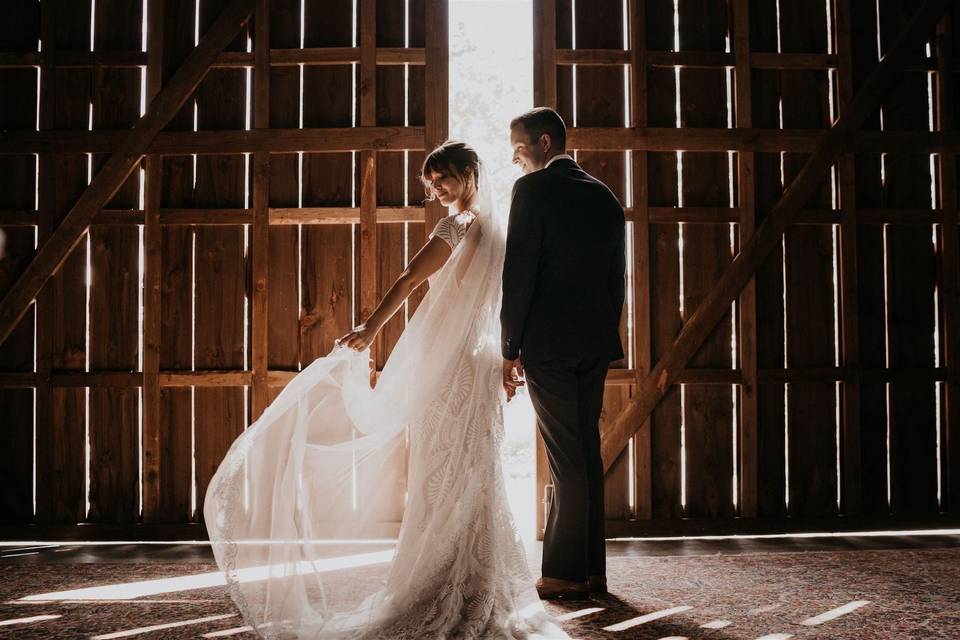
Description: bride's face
xmin=425 ymin=169 xmax=467 ymax=207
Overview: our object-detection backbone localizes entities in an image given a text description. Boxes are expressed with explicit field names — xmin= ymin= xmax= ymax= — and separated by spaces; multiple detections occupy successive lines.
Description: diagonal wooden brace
xmin=601 ymin=0 xmax=957 ymax=473
xmin=0 ymin=0 xmax=256 ymax=348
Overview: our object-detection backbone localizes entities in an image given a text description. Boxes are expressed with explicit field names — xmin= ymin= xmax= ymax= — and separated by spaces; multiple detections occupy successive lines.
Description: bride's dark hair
xmin=420 ymin=140 xmax=481 ymax=202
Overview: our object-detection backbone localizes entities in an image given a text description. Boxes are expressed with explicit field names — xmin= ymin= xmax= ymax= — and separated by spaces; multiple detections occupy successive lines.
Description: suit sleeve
xmin=500 ymin=180 xmax=543 ymax=360
xmin=609 ymin=203 xmax=626 ymax=326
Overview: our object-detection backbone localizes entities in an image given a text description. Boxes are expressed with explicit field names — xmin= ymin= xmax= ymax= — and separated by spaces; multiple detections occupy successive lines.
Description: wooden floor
xmin=0 ymin=532 xmax=958 ymax=639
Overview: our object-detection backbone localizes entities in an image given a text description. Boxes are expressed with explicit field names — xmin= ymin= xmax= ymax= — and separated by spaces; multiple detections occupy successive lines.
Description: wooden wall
xmin=535 ymin=0 xmax=960 ymax=536
xmin=0 ymin=0 xmax=958 ymax=539
xmin=0 ymin=0 xmax=446 ymax=537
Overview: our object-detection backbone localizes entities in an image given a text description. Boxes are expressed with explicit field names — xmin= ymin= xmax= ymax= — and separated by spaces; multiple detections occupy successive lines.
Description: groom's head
xmin=510 ymin=107 xmax=566 ymax=175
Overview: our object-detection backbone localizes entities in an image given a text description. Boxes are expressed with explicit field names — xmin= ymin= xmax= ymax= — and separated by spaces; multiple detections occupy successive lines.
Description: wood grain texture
xmin=0 ymin=0 xmax=257 ymax=348
xmin=0 ymin=0 xmax=40 ymax=524
xmin=879 ymin=1 xmax=940 ymax=516
xmin=192 ymin=0 xmax=250 ymax=523
xmin=86 ymin=0 xmax=142 ymax=524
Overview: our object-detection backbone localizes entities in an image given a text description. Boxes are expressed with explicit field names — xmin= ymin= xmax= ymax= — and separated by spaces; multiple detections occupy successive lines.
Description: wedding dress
xmin=203 ymin=178 xmax=569 ymax=639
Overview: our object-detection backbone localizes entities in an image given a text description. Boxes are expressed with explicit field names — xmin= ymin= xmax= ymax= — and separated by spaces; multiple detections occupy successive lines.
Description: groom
xmin=501 ymin=107 xmax=626 ymax=599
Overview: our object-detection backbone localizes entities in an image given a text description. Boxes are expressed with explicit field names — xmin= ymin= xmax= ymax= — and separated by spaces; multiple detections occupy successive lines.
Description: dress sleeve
xmin=428 ymin=216 xmax=456 ymax=249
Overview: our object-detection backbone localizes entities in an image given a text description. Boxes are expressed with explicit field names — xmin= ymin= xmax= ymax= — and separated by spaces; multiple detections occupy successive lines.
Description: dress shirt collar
xmin=543 ymin=153 xmax=575 ymax=169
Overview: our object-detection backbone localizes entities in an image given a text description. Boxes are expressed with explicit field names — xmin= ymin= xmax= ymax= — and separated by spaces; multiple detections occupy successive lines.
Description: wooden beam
xmin=250 ymin=0 xmax=270 ymax=420
xmin=10 ymin=126 xmax=960 ymax=155
xmin=599 ymin=0 xmax=955 ymax=473
xmin=0 ymin=126 xmax=426 ymax=155
xmin=0 ymin=46 xmax=426 ymax=69
xmin=10 ymin=205 xmax=953 ymax=227
xmin=0 ymin=0 xmax=257 ymax=349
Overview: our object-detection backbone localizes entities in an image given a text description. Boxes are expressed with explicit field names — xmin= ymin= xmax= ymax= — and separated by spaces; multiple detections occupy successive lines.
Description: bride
xmin=204 ymin=141 xmax=569 ymax=639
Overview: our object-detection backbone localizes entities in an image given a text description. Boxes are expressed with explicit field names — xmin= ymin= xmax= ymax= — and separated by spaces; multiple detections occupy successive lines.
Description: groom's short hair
xmin=510 ymin=107 xmax=566 ymax=151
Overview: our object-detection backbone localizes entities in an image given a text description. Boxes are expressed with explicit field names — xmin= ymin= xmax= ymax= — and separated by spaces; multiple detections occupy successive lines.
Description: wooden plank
xmin=939 ymin=8 xmax=960 ymax=515
xmin=629 ymin=0 xmax=652 ymax=521
xmin=249 ymin=0 xmax=270 ymax=419
xmin=300 ymin=0 xmax=354 ymax=367
xmin=879 ymin=1 xmax=940 ymax=516
xmin=0 ymin=0 xmax=257 ymax=350
xmin=533 ymin=0 xmax=557 ymax=107
xmin=86 ymin=0 xmax=142 ymax=524
xmin=779 ymin=1 xmax=838 ymax=518
xmin=0 ymin=0 xmax=40 ymax=524
xmin=141 ymin=0 xmax=164 ymax=523
xmin=732 ymin=0 xmax=758 ymax=518
xmin=599 ymin=0 xmax=955 ymax=474
xmin=676 ymin=0 xmax=735 ymax=520
xmin=193 ymin=0 xmax=249 ymax=523
xmin=42 ymin=0 xmax=92 ymax=525
xmin=850 ymin=0 xmax=889 ymax=517
xmin=423 ymin=0 xmax=447 ymax=236
xmin=157 ymin=0 xmax=200 ymax=523
xmin=834 ymin=0 xmax=863 ymax=517
xmin=266 ymin=0 xmax=300 ymax=396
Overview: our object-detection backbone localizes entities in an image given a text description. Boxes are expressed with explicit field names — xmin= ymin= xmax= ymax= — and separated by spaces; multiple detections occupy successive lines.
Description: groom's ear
xmin=539 ymin=133 xmax=552 ymax=153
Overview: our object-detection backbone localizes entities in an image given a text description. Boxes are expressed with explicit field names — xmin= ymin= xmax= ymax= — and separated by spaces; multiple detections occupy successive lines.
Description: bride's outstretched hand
xmin=336 ymin=323 xmax=376 ymax=351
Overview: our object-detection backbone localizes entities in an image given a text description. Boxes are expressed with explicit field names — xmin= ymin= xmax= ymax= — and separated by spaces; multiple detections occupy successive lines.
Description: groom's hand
xmin=502 ymin=358 xmax=525 ymax=401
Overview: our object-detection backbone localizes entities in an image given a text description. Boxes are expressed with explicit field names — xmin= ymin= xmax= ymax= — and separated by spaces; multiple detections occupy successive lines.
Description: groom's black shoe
xmin=536 ymin=577 xmax=589 ymax=600
xmin=588 ymin=575 xmax=607 ymax=594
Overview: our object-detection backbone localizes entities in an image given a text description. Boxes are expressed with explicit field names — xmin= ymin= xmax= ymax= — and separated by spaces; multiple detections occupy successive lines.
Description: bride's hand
xmin=336 ymin=324 xmax=376 ymax=351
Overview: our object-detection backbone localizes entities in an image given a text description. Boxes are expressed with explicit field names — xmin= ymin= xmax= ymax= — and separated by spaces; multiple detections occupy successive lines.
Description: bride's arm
xmin=338 ymin=236 xmax=452 ymax=351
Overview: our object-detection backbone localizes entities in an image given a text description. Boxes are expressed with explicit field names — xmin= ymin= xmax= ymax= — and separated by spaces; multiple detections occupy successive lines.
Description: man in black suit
xmin=501 ymin=107 xmax=626 ymax=599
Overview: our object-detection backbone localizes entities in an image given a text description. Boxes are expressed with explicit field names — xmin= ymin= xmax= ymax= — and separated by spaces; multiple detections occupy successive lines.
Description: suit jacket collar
xmin=543 ymin=154 xmax=578 ymax=172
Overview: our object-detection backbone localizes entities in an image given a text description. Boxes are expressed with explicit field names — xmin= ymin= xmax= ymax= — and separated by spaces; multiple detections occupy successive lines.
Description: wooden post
xmin=33 ymin=0 xmax=57 ymax=524
xmin=936 ymin=15 xmax=960 ymax=514
xmin=533 ymin=0 xmax=557 ymax=108
xmin=600 ymin=0 xmax=955 ymax=473
xmin=423 ymin=0 xmax=448 ymax=236
xmin=629 ymin=0 xmax=652 ymax=520
xmin=834 ymin=0 xmax=863 ymax=516
xmin=732 ymin=0 xmax=759 ymax=518
xmin=141 ymin=0 xmax=165 ymax=522
xmin=358 ymin=0 xmax=377 ymax=374
xmin=0 ymin=0 xmax=257 ymax=348
xmin=250 ymin=0 xmax=270 ymax=419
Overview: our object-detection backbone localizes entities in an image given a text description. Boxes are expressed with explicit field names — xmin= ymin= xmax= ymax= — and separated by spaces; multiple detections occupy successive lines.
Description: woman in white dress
xmin=203 ymin=141 xmax=569 ymax=639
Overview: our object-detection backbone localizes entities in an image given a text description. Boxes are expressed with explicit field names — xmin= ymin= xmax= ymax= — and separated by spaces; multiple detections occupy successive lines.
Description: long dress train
xmin=203 ymin=202 xmax=569 ymax=639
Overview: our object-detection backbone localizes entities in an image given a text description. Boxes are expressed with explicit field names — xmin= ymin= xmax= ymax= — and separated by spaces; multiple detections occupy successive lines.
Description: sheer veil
xmin=203 ymin=162 xmax=567 ymax=638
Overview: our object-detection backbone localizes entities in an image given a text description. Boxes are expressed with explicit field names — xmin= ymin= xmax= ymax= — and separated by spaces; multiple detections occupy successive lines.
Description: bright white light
xmin=555 ymin=607 xmax=604 ymax=621
xmin=17 ymin=550 xmax=395 ymax=602
xmin=800 ymin=600 xmax=870 ymax=626
xmin=0 ymin=614 xmax=61 ymax=627
xmin=91 ymin=614 xmax=237 ymax=640
xmin=450 ymin=0 xmax=536 ymax=539
xmin=602 ymin=605 xmax=692 ymax=631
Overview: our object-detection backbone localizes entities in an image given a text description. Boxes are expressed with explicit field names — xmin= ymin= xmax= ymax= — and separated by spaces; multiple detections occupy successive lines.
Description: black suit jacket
xmin=500 ymin=158 xmax=626 ymax=362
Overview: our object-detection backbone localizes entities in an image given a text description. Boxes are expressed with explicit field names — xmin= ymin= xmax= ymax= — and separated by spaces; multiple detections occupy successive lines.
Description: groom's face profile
xmin=510 ymin=125 xmax=549 ymax=175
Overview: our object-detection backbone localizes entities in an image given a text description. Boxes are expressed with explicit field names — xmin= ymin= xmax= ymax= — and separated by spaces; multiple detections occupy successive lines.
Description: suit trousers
xmin=523 ymin=354 xmax=609 ymax=582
